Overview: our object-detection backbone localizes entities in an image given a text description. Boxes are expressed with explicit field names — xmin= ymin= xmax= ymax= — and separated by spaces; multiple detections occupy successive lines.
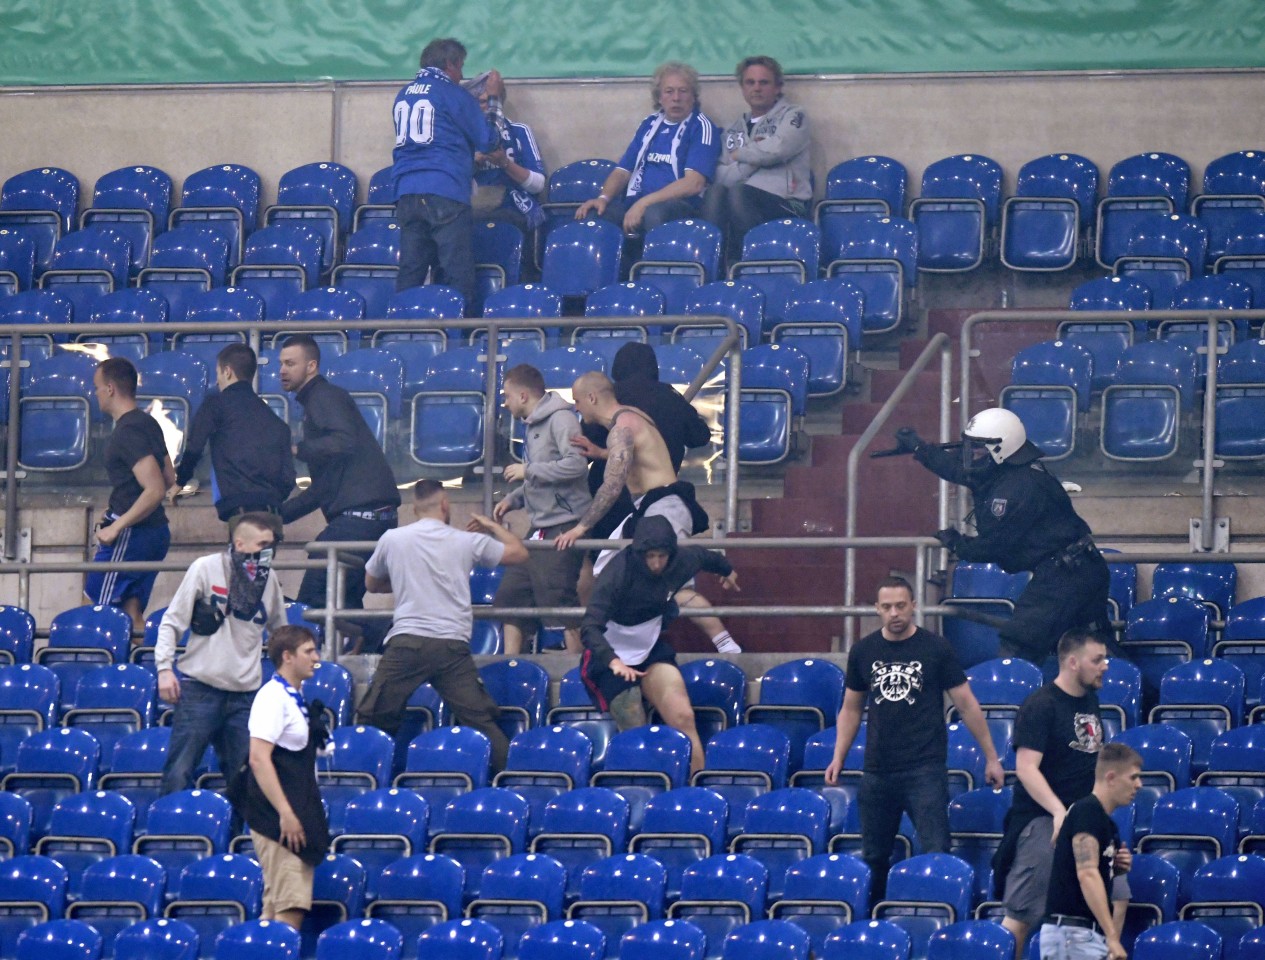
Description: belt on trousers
xmin=1041 ymin=534 xmax=1098 ymax=570
xmin=341 ymin=507 xmax=397 ymax=522
xmin=1047 ymin=915 xmax=1101 ymax=933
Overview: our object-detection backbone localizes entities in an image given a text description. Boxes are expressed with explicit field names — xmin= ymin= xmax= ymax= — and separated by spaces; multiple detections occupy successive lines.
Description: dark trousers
xmin=161 ymin=678 xmax=255 ymax=795
xmin=599 ymin=196 xmax=700 ymax=236
xmin=396 ymin=193 xmax=476 ymax=309
xmin=1001 ymin=551 xmax=1112 ymax=664
xmin=859 ymin=762 xmax=952 ymax=902
xmin=297 ymin=513 xmax=394 ymax=649
xmin=356 ymin=634 xmax=510 ymax=772
xmin=701 ymin=183 xmax=807 ymax=265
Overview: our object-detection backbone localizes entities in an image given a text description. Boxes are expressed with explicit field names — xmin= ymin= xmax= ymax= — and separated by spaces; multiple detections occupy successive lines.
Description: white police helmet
xmin=963 ymin=407 xmax=1027 ymax=464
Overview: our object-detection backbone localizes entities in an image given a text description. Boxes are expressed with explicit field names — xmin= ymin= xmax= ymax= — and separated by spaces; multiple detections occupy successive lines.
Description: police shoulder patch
xmin=991 ymin=498 xmax=1007 ymax=517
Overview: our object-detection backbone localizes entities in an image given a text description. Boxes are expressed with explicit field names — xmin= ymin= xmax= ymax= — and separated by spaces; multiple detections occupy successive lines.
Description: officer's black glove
xmin=935 ymin=527 xmax=964 ymax=552
xmin=894 ymin=427 xmax=927 ymax=455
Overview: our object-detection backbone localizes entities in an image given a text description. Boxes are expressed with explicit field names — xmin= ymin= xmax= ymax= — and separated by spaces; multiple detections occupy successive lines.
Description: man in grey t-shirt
xmin=355 ymin=479 xmax=528 ymax=771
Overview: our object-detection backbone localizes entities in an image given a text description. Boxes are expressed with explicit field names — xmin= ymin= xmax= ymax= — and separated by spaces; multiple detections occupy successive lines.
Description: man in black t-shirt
xmin=1041 ymin=742 xmax=1140 ymax=960
xmin=825 ymin=576 xmax=1006 ymax=900
xmin=85 ymin=357 xmax=177 ymax=634
xmin=998 ymin=630 xmax=1108 ymax=957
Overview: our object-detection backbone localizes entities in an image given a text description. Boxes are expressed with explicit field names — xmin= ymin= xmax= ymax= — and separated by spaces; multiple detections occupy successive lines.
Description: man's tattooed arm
xmin=575 ymin=419 xmax=634 ymax=531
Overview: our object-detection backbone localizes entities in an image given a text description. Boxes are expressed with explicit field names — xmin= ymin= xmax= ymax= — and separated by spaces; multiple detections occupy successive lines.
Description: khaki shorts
xmin=252 ymin=830 xmax=315 ymax=916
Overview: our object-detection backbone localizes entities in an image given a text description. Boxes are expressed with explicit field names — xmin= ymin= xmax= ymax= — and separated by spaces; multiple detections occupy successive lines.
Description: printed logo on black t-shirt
xmin=871 ymin=660 xmax=924 ymax=704
xmin=1069 ymin=712 xmax=1103 ymax=753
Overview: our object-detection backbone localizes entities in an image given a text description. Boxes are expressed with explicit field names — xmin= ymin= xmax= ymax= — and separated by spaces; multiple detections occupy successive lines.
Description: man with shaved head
xmin=558 ymin=372 xmax=740 ymax=654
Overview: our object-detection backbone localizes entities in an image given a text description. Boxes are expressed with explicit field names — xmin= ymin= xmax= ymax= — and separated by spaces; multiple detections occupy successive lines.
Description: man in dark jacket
xmin=278 ymin=335 xmax=401 ymax=649
xmin=580 ymin=515 xmax=739 ymax=775
xmin=898 ymin=407 xmax=1110 ymax=664
xmin=173 ymin=343 xmax=295 ymax=520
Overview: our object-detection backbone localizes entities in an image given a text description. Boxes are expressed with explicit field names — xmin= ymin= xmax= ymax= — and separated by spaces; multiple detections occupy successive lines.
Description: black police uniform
xmin=914 ymin=439 xmax=1110 ymax=663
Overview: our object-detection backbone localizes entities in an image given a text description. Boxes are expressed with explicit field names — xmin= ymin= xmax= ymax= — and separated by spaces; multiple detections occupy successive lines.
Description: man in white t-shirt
xmin=355 ymin=479 xmax=529 ymax=772
xmin=237 ymin=625 xmax=327 ymax=929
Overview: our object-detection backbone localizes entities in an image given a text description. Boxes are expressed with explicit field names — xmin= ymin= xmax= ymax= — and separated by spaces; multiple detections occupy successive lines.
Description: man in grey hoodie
xmin=493 ymin=364 xmax=593 ymax=654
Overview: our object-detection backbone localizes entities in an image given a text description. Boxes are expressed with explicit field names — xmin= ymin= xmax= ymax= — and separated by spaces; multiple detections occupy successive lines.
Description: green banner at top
xmin=1 ymin=0 xmax=1261 ymax=86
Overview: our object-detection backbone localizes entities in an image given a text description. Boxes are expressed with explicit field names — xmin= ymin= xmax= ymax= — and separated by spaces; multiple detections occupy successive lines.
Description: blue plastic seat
xmin=1132 ymin=920 xmax=1222 ymax=960
xmin=231 ymin=223 xmax=324 ymax=318
xmin=493 ymin=726 xmax=593 ymax=836
xmin=479 ymin=658 xmax=550 ymax=742
xmin=940 ymin=563 xmax=1029 ymax=669
xmin=301 ymin=661 xmax=355 ymax=730
xmin=667 ymin=853 xmax=769 ymax=956
xmin=532 ymin=345 xmax=605 ymax=391
xmin=577 ymin=280 xmax=664 ymax=349
xmin=324 ymin=349 xmax=404 ymax=447
xmin=97 ymin=728 xmax=171 ymax=830
xmin=0 ymin=167 xmax=79 ymax=275
xmin=0 ymin=230 xmax=36 ymax=295
xmin=1101 ymin=340 xmax=1200 ymax=462
xmin=962 ymin=657 xmax=1042 ymax=715
xmin=620 ymin=919 xmax=706 ymax=960
xmin=1099 ymin=657 xmax=1143 ymax=738
xmin=352 ymin=165 xmax=395 ymax=230
xmin=544 ymin=669 xmax=617 ymax=775
xmin=14 ymin=918 xmax=102 ymax=960
xmin=0 ymin=608 xmax=34 ymax=666
xmin=1137 ymin=788 xmax=1241 ymax=901
xmin=414 ymin=918 xmax=503 ymax=960
xmin=771 ymin=278 xmax=864 ymax=397
xmin=62 ymin=664 xmax=156 ymax=766
xmin=1196 ymin=727 xmax=1265 ymax=820
xmin=375 ymin=284 xmax=461 ymax=357
xmin=925 ymin=920 xmax=1015 ymax=960
xmin=1216 ymin=595 xmax=1265 ymax=710
xmin=816 ymin=156 xmax=907 ymax=224
xmin=1213 ymin=219 xmax=1265 ymax=306
xmin=175 ymin=285 xmax=265 ymax=364
xmin=591 ymin=726 xmax=694 ymax=832
xmin=945 ymin=787 xmax=1010 ymax=907
xmin=134 ymin=789 xmax=233 ymax=880
xmin=529 ymin=787 xmax=629 ymax=902
xmin=1193 ymin=150 xmax=1265 ymax=264
xmin=728 ymin=217 xmax=820 ymax=331
xmin=318 ymin=725 xmax=395 ymax=833
xmin=1123 ymin=597 xmax=1212 ymax=698
xmin=481 ymin=283 xmax=562 ymax=348
xmin=567 ymin=853 xmax=667 ymax=947
xmin=278 ymin=286 xmax=366 ymax=355
xmin=518 ymin=919 xmax=606 ymax=960
xmin=911 ymin=155 xmax=1002 ymax=273
xmin=821 ymin=919 xmax=912 ymax=960
xmin=429 ymin=787 xmax=530 ymax=901
xmin=467 ymin=853 xmax=566 ymax=956
xmin=65 ymin=853 xmax=167 ymax=950
xmin=31 ymin=791 xmax=133 ymax=896
xmin=679 ymin=659 xmax=747 ymax=745
xmin=40 ymin=226 xmax=132 ymax=317
xmin=77 ymin=288 xmax=168 ymax=363
xmin=332 ymin=221 xmax=400 ymax=320
xmin=541 ymin=219 xmax=623 ymax=299
xmin=1214 ymin=340 xmax=1265 ymax=460
xmin=472 ymin=219 xmax=524 ymax=314
xmin=137 ymin=226 xmax=229 ymax=322
xmin=1122 ymin=853 xmax=1181 ymax=944
xmin=721 ymin=919 xmax=811 ymax=960
xmin=0 ymin=663 xmax=59 ymax=778
xmin=301 ymin=856 xmax=368 ymax=957
xmin=1112 ymin=724 xmax=1194 ymax=836
xmin=170 ymin=163 xmax=261 ymax=269
xmin=629 ymin=787 xmax=729 ymax=901
xmin=366 ymin=853 xmax=464 ymax=955
xmin=313 ymin=918 xmax=401 ymax=960
xmin=164 ymin=855 xmax=263 ymax=956
xmin=541 ymin=159 xmax=617 ymax=228
xmin=330 ymin=789 xmax=429 ymax=901
xmin=871 ymin=853 xmax=975 ymax=960
xmin=393 ymin=726 xmax=491 ymax=828
xmin=1166 ymin=275 xmax=1254 ymax=349
xmin=212 ymin=918 xmax=298 ymax=960
xmin=999 ymin=340 xmax=1094 ymax=460
xmin=1151 ymin=658 xmax=1244 ymax=775
xmin=1179 ymin=856 xmax=1265 ymax=955
xmin=1115 ymin=213 xmax=1209 ymax=307
xmin=115 ymin=917 xmax=201 ymax=960
xmin=35 ymin=605 xmax=132 ymax=710
xmin=729 ymin=343 xmax=808 ymax=464
xmin=745 ymin=658 xmax=845 ymax=770
xmin=1001 ymin=153 xmax=1098 ymax=272
xmin=264 ymin=161 xmax=357 ymax=275
xmin=821 ymin=216 xmax=917 ymax=334
xmin=731 ymin=788 xmax=831 ymax=902
xmin=0 ymin=792 xmax=32 ymax=859
xmin=693 ymin=726 xmax=792 ymax=836
xmin=81 ymin=165 xmax=173 ymax=277
xmin=134 ymin=352 xmax=209 ymax=452
xmin=0 ymin=855 xmax=69 ymax=959
xmin=629 ymin=218 xmax=723 ymax=314
xmin=681 ymin=279 xmax=764 ymax=352
xmin=770 ymin=852 xmax=872 ymax=953
xmin=1153 ymin=563 xmax=1237 ymax=624
xmin=1097 ymin=153 xmax=1191 ymax=269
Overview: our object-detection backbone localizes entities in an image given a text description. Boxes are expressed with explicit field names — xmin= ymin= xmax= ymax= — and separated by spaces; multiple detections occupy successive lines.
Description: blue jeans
xmin=395 ymin=193 xmax=475 ymax=308
xmin=1040 ymin=924 xmax=1107 ymax=960
xmin=161 ymin=678 xmax=255 ymax=795
xmin=859 ymin=761 xmax=951 ymax=901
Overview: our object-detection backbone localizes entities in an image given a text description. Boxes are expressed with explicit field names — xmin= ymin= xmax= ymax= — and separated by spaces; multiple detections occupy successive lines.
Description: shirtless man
xmin=557 ymin=372 xmax=740 ymax=654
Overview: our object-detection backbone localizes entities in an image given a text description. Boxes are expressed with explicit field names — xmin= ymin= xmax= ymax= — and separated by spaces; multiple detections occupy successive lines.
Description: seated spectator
xmin=468 ymin=74 xmax=547 ymax=236
xmin=703 ymin=55 xmax=812 ymax=265
xmin=574 ymin=61 xmax=720 ymax=236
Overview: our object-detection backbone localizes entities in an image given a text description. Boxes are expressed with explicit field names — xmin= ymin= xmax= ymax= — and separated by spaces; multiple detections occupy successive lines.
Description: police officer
xmin=896 ymin=407 xmax=1111 ymax=664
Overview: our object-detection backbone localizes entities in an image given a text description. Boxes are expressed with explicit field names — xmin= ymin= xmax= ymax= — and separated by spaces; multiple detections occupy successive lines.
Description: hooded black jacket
xmin=580 ymin=515 xmax=733 ymax=669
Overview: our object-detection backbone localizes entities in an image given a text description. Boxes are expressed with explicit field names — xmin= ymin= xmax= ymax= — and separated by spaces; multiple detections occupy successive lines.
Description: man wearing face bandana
xmin=155 ymin=512 xmax=289 ymax=795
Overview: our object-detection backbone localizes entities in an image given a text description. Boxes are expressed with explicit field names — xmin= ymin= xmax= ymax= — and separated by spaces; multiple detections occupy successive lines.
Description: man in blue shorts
xmin=392 ymin=37 xmax=504 ymax=309
xmin=85 ymin=357 xmax=176 ymax=635
xmin=575 ymin=61 xmax=720 ymax=236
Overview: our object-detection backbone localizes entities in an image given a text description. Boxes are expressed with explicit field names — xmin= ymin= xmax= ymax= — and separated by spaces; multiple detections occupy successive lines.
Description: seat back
xmin=821 ymin=156 xmax=907 ymax=217
xmin=541 ymin=219 xmax=624 ymax=298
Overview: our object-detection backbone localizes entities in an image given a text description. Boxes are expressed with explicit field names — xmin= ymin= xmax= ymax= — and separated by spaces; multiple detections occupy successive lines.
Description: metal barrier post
xmin=1198 ymin=311 xmax=1221 ymax=551
xmin=4 ymin=330 xmax=23 ymax=559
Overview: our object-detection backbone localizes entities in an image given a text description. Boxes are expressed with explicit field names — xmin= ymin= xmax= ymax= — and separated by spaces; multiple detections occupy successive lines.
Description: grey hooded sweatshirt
xmin=504 ymin=390 xmax=593 ymax=529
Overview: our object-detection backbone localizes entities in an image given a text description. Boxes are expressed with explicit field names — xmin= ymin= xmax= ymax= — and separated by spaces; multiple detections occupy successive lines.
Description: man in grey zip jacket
xmin=493 ymin=364 xmax=592 ymax=654
xmin=704 ymin=55 xmax=813 ymax=264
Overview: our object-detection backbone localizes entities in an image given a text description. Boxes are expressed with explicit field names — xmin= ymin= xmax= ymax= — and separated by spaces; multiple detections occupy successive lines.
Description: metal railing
xmin=961 ymin=308 xmax=1265 ymax=553
xmin=0 ymin=312 xmax=743 ymax=559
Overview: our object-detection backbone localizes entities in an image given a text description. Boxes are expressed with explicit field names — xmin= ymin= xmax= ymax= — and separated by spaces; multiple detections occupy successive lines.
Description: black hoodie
xmin=580 ymin=515 xmax=733 ymax=669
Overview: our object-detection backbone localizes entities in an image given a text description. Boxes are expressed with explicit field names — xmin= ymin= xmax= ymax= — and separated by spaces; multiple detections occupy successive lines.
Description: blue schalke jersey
xmin=392 ymin=67 xmax=499 ymax=204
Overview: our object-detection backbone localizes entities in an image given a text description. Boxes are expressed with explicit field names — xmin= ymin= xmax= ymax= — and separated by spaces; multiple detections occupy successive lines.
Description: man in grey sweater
xmin=493 ymin=364 xmax=592 ymax=654
xmin=156 ymin=512 xmax=289 ymax=795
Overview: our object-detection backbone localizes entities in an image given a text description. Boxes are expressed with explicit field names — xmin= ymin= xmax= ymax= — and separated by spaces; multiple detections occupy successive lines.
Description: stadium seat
xmin=816 ymin=156 xmax=907 ymax=224
xmin=667 ymin=853 xmax=769 ymax=958
xmin=134 ymin=351 xmax=210 ymax=453
xmin=1179 ymin=855 xmax=1265 ymax=956
xmin=40 ymin=225 xmax=132 ymax=317
xmin=722 ymin=919 xmax=812 ymax=960
xmin=545 ymin=669 xmax=617 ymax=775
xmin=1115 ymin=214 xmax=1209 ymax=307
xmin=313 ymin=918 xmax=401 ymax=960
xmin=170 ymin=163 xmax=261 ymax=268
xmin=871 ymin=853 xmax=975 ymax=960
xmin=81 ymin=165 xmax=173 ymax=277
xmin=1063 ymin=274 xmax=1151 ymax=383
xmin=731 ymin=787 xmax=832 ymax=902
xmin=278 ymin=286 xmax=367 ymax=355
xmin=175 ymin=285 xmax=264 ymax=365
xmin=1164 ymin=274 xmax=1253 ymax=348
xmin=518 ymin=919 xmax=606 ymax=960
xmin=164 ymin=854 xmax=264 ymax=956
xmin=134 ymin=789 xmax=233 ymax=880
xmin=0 ymin=855 xmax=68 ymax=959
xmin=629 ymin=219 xmax=723 ymax=315
xmin=1137 ymin=787 xmax=1242 ymax=901
xmin=940 ymin=562 xmax=1028 ymax=670
xmin=63 ymin=664 xmax=156 ymax=765
xmin=98 ymin=728 xmax=171 ymax=830
xmin=999 ymin=339 xmax=1094 ymax=460
xmin=472 ymin=219 xmax=524 ymax=314
xmin=678 ymin=659 xmax=747 ymax=745
xmin=0 ymin=791 xmax=32 ymax=859
xmin=332 ymin=221 xmax=400 ymax=320
xmin=0 ymin=663 xmax=59 ymax=777
xmin=529 ymin=787 xmax=629 ymax=902
xmin=493 ymin=725 xmax=593 ymax=836
xmin=540 ymin=159 xmax=617 ymax=229
xmin=680 ymin=279 xmax=764 ymax=352
xmin=910 ymin=155 xmax=1002 ymax=272
xmin=366 ymin=853 xmax=464 ymax=955
xmin=533 ymin=344 xmax=605 ymax=391
xmin=33 ymin=791 xmax=135 ymax=897
xmin=35 ymin=604 xmax=132 ymax=711
xmin=1214 ymin=340 xmax=1265 ymax=459
xmin=1123 ymin=597 xmax=1212 ymax=696
xmin=1151 ymin=658 xmax=1244 ymax=775
xmin=393 ymin=726 xmax=491 ymax=828
xmin=0 ymin=607 xmax=35 ymax=667
xmin=1112 ymin=724 xmax=1194 ymax=836
xmin=728 ymin=217 xmax=820 ymax=331
xmin=771 ymin=278 xmax=864 ymax=396
xmin=820 ymin=919 xmax=912 ymax=960
xmin=1153 ymin=562 xmax=1237 ymax=623
xmin=541 ymin=219 xmax=623 ymax=299
xmin=230 ymin=223 xmax=324 ymax=318
xmin=137 ymin=226 xmax=229 ymax=322
xmin=264 ymin=161 xmax=357 ymax=274
xmin=1215 ymin=595 xmax=1265 ymax=711
xmin=692 ymin=726 xmax=791 ymax=835
xmin=769 ymin=852 xmax=872 ymax=953
xmin=591 ymin=726 xmax=694 ymax=832
xmin=1213 ymin=218 xmax=1265 ymax=306
xmin=946 ymin=787 xmax=1010 ymax=907
xmin=14 ymin=918 xmax=103 ymax=960
xmin=0 ymin=229 xmax=36 ymax=295
xmin=1192 ymin=150 xmax=1265 ymax=264
xmin=1237 ymin=927 xmax=1265 ymax=960
xmin=1196 ymin=727 xmax=1265 ymax=819
xmin=374 ymin=284 xmax=460 ymax=363
xmin=318 ymin=725 xmax=395 ymax=833
xmin=466 ymin=853 xmax=567 ymax=956
xmin=481 ymin=283 xmax=562 ymax=348
xmin=331 ymin=788 xmax=430 ymax=901
xmin=301 ymin=660 xmax=354 ymax=731
xmin=478 ymin=658 xmax=549 ymax=743
xmin=1132 ymin=920 xmax=1223 ymax=960
xmin=1100 ymin=340 xmax=1200 ymax=461
xmin=620 ymin=919 xmax=707 ymax=960
xmin=414 ymin=918 xmax=503 ymax=960
xmin=324 ymin=349 xmax=404 ymax=447
xmin=1001 ymin=153 xmax=1099 ymax=271
xmin=65 ymin=853 xmax=167 ymax=951
xmin=821 ymin=216 xmax=917 ymax=333
xmin=628 ymin=786 xmax=730 ymax=901
xmin=352 ymin=165 xmax=395 ymax=231
xmin=301 ymin=855 xmax=368 ymax=957
xmin=577 ymin=280 xmax=664 ymax=348
xmin=567 ymin=853 xmax=667 ymax=948
xmin=77 ymin=288 xmax=169 ymax=363
xmin=1099 ymin=657 xmax=1144 ymax=738
xmin=429 ymin=787 xmax=530 ymax=901
xmin=729 ymin=342 xmax=808 ymax=464
xmin=1097 ymin=152 xmax=1191 ymax=269
xmin=114 ymin=917 xmax=201 ymax=960
xmin=745 ymin=658 xmax=845 ymax=770
xmin=0 ymin=167 xmax=80 ymax=274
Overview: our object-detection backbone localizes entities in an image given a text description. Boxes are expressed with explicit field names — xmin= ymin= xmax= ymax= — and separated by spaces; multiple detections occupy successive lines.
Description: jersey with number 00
xmin=392 ymin=67 xmax=498 ymax=204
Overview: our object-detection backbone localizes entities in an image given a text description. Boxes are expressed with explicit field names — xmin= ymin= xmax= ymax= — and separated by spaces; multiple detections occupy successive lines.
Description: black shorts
xmin=580 ymin=637 xmax=678 ymax=711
